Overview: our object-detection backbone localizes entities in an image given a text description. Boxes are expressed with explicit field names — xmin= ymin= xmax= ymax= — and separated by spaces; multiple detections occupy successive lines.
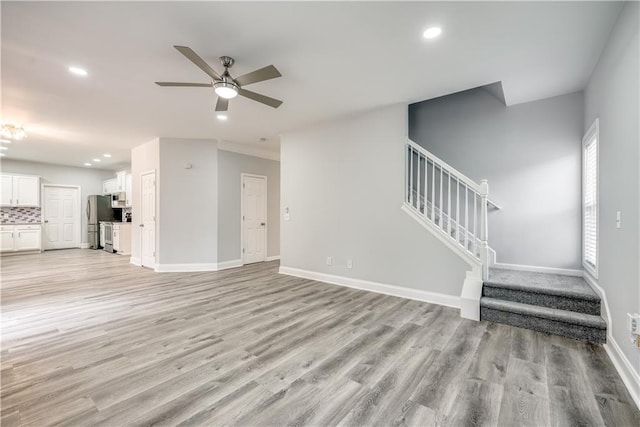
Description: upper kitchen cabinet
xmin=116 ymin=171 xmax=127 ymax=192
xmin=0 ymin=174 xmax=40 ymax=207
xmin=125 ymin=173 xmax=132 ymax=207
xmin=102 ymin=178 xmax=117 ymax=195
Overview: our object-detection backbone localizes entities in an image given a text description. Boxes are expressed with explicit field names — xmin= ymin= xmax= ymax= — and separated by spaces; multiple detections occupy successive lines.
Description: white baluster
xmin=464 ymin=185 xmax=468 ymax=251
xmin=479 ymin=180 xmax=490 ymax=280
xmin=409 ymin=147 xmax=414 ymax=206
xmin=405 ymin=144 xmax=409 ymax=203
xmin=423 ymin=157 xmax=429 ymax=217
xmin=431 ymin=161 xmax=436 ymax=222
xmin=439 ymin=166 xmax=443 ymax=229
xmin=473 ymin=192 xmax=477 ymax=255
xmin=416 ymin=154 xmax=421 ymax=213
xmin=447 ymin=172 xmax=451 ymax=236
xmin=456 ymin=179 xmax=460 ymax=244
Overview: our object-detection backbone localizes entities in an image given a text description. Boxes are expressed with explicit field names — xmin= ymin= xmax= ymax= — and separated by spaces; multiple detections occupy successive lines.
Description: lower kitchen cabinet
xmin=112 ymin=223 xmax=131 ymax=255
xmin=0 ymin=224 xmax=42 ymax=253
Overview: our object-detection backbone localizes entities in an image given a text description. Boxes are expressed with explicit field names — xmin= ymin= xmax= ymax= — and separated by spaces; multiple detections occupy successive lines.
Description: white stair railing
xmin=405 ymin=139 xmax=489 ymax=280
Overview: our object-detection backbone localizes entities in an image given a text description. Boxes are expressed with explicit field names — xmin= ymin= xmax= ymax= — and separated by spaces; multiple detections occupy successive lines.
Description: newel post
xmin=479 ymin=179 xmax=489 ymax=281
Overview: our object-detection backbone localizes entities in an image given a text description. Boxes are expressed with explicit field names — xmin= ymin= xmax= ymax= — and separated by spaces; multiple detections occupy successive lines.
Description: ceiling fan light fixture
xmin=213 ymin=81 xmax=239 ymax=99
xmin=0 ymin=124 xmax=26 ymax=140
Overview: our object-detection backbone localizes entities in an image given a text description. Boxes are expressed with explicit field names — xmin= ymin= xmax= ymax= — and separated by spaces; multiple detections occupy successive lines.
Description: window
xmin=583 ymin=119 xmax=599 ymax=277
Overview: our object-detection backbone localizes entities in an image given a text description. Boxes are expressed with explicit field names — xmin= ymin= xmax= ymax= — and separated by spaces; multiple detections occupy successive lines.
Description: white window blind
xmin=583 ymin=120 xmax=598 ymax=274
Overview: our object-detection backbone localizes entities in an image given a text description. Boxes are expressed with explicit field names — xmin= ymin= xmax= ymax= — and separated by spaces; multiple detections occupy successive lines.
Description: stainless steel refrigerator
xmin=87 ymin=195 xmax=115 ymax=249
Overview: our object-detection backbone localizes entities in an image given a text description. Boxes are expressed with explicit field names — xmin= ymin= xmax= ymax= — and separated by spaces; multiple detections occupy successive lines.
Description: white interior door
xmin=140 ymin=171 xmax=156 ymax=267
xmin=43 ymin=186 xmax=80 ymax=250
xmin=242 ymin=174 xmax=267 ymax=264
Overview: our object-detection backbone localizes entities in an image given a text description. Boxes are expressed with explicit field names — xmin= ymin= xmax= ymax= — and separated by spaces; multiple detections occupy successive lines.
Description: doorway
xmin=241 ymin=174 xmax=267 ymax=265
xmin=140 ymin=170 xmax=156 ymax=268
xmin=42 ymin=185 xmax=81 ymax=250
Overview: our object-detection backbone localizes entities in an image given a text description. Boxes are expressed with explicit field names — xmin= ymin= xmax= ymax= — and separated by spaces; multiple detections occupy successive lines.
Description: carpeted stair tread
xmin=480 ymin=297 xmax=606 ymax=329
xmin=486 ymin=268 xmax=600 ymax=301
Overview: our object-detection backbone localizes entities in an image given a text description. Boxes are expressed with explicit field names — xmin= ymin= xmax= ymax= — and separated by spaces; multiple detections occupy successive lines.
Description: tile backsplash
xmin=1 ymin=207 xmax=42 ymax=224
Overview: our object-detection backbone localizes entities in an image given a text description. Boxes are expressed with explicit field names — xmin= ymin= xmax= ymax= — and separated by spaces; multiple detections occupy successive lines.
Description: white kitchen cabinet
xmin=1 ymin=226 xmax=15 ymax=252
xmin=15 ymin=226 xmax=41 ymax=251
xmin=116 ymin=171 xmax=127 ymax=192
xmin=99 ymin=223 xmax=105 ymax=249
xmin=0 ymin=224 xmax=41 ymax=253
xmin=0 ymin=174 xmax=40 ymax=207
xmin=112 ymin=223 xmax=131 ymax=255
xmin=102 ymin=178 xmax=118 ymax=195
xmin=125 ymin=173 xmax=132 ymax=207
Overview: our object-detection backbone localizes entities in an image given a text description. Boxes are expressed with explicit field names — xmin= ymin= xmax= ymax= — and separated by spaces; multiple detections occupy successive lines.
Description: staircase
xmin=481 ymin=268 xmax=606 ymax=343
xmin=403 ymin=139 xmax=607 ymax=344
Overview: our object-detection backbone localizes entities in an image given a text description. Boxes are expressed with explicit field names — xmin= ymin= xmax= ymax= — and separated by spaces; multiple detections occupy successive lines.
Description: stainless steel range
xmin=103 ymin=222 xmax=114 ymax=253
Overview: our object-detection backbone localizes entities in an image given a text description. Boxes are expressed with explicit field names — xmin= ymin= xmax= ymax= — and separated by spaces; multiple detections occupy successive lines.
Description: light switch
xmin=347 ymin=259 xmax=353 ymax=269
xmin=616 ymin=211 xmax=621 ymax=229
xmin=326 ymin=256 xmax=332 ymax=266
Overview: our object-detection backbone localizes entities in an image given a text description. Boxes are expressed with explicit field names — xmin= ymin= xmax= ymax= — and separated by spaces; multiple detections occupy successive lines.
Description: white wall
xmin=584 ymin=2 xmax=639 ymax=382
xmin=409 ymin=89 xmax=584 ymax=270
xmin=158 ymin=138 xmax=218 ymax=265
xmin=0 ymin=159 xmax=114 ymax=244
xmin=217 ymin=150 xmax=280 ymax=262
xmin=280 ymin=104 xmax=469 ymax=298
xmin=131 ymin=138 xmax=159 ymax=263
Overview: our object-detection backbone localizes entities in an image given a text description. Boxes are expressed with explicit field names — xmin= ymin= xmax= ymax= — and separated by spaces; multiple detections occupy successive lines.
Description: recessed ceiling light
xmin=69 ymin=66 xmax=88 ymax=76
xmin=217 ymin=114 xmax=228 ymax=121
xmin=0 ymin=146 xmax=8 ymax=150
xmin=423 ymin=27 xmax=442 ymax=39
xmin=92 ymin=158 xmax=101 ymax=162
xmin=0 ymin=139 xmax=10 ymax=144
xmin=84 ymin=163 xmax=92 ymax=166
xmin=103 ymin=153 xmax=112 ymax=158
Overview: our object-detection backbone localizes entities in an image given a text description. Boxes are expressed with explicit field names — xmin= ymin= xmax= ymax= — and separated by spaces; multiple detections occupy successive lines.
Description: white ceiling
xmin=1 ymin=1 xmax=622 ymax=170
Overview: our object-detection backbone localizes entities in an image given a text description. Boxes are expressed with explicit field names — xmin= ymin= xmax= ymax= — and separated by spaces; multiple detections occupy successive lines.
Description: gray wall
xmin=217 ymin=150 xmax=280 ymax=262
xmin=0 ymin=159 xmax=114 ymax=244
xmin=281 ymin=104 xmax=469 ymax=296
xmin=158 ymin=138 xmax=218 ymax=265
xmin=131 ymin=138 xmax=160 ymax=261
xmin=584 ymin=2 xmax=639 ymax=376
xmin=409 ymin=89 xmax=584 ymax=269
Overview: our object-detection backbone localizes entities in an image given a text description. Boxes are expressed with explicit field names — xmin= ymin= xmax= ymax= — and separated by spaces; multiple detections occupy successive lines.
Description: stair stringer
xmin=401 ymin=203 xmax=483 ymax=320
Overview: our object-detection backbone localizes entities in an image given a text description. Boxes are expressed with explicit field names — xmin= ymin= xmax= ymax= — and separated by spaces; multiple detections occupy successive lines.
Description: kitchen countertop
xmin=1 ymin=223 xmax=42 ymax=226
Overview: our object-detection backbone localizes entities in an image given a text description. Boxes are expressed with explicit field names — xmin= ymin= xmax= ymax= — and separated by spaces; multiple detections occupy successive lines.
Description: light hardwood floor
xmin=1 ymin=249 xmax=638 ymax=426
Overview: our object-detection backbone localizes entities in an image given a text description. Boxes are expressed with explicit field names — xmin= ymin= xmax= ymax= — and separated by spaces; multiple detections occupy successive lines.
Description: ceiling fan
xmin=156 ymin=45 xmax=283 ymax=111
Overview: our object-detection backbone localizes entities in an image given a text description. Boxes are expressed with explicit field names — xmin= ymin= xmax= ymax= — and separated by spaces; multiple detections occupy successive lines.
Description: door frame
xmin=240 ymin=173 xmax=268 ymax=265
xmin=41 ymin=184 xmax=82 ymax=250
xmin=139 ymin=169 xmax=157 ymax=268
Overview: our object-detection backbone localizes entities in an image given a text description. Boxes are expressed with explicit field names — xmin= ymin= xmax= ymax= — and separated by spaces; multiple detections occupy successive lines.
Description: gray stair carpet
xmin=480 ymin=268 xmax=607 ymax=344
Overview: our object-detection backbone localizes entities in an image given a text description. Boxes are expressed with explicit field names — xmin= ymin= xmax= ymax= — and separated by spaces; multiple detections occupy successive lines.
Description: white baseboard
xmin=217 ymin=259 xmax=243 ymax=271
xmin=583 ymin=273 xmax=640 ymax=410
xmin=604 ymin=336 xmax=640 ymax=410
xmin=266 ymin=255 xmax=281 ymax=262
xmin=130 ymin=257 xmax=141 ymax=266
xmin=154 ymin=263 xmax=218 ymax=273
xmin=492 ymin=262 xmax=583 ymax=277
xmin=279 ymin=266 xmax=460 ymax=309
xmin=80 ymin=243 xmax=90 ymax=249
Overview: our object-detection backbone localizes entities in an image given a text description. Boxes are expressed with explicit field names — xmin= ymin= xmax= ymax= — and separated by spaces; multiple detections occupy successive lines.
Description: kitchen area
xmin=91 ymin=170 xmax=133 ymax=255
xmin=1 ymin=167 xmax=133 ymax=256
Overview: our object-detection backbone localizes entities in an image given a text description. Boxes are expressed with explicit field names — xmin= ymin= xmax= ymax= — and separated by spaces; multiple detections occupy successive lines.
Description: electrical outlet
xmin=616 ymin=211 xmax=622 ymax=229
xmin=347 ymin=259 xmax=353 ymax=269
xmin=326 ymin=256 xmax=332 ymax=266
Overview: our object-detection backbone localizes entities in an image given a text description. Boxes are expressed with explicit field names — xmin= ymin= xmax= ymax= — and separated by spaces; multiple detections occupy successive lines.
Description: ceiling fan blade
xmin=155 ymin=82 xmax=212 ymax=87
xmin=173 ymin=45 xmax=221 ymax=80
xmin=215 ymin=97 xmax=229 ymax=112
xmin=238 ymin=88 xmax=283 ymax=108
xmin=234 ymin=65 xmax=282 ymax=87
